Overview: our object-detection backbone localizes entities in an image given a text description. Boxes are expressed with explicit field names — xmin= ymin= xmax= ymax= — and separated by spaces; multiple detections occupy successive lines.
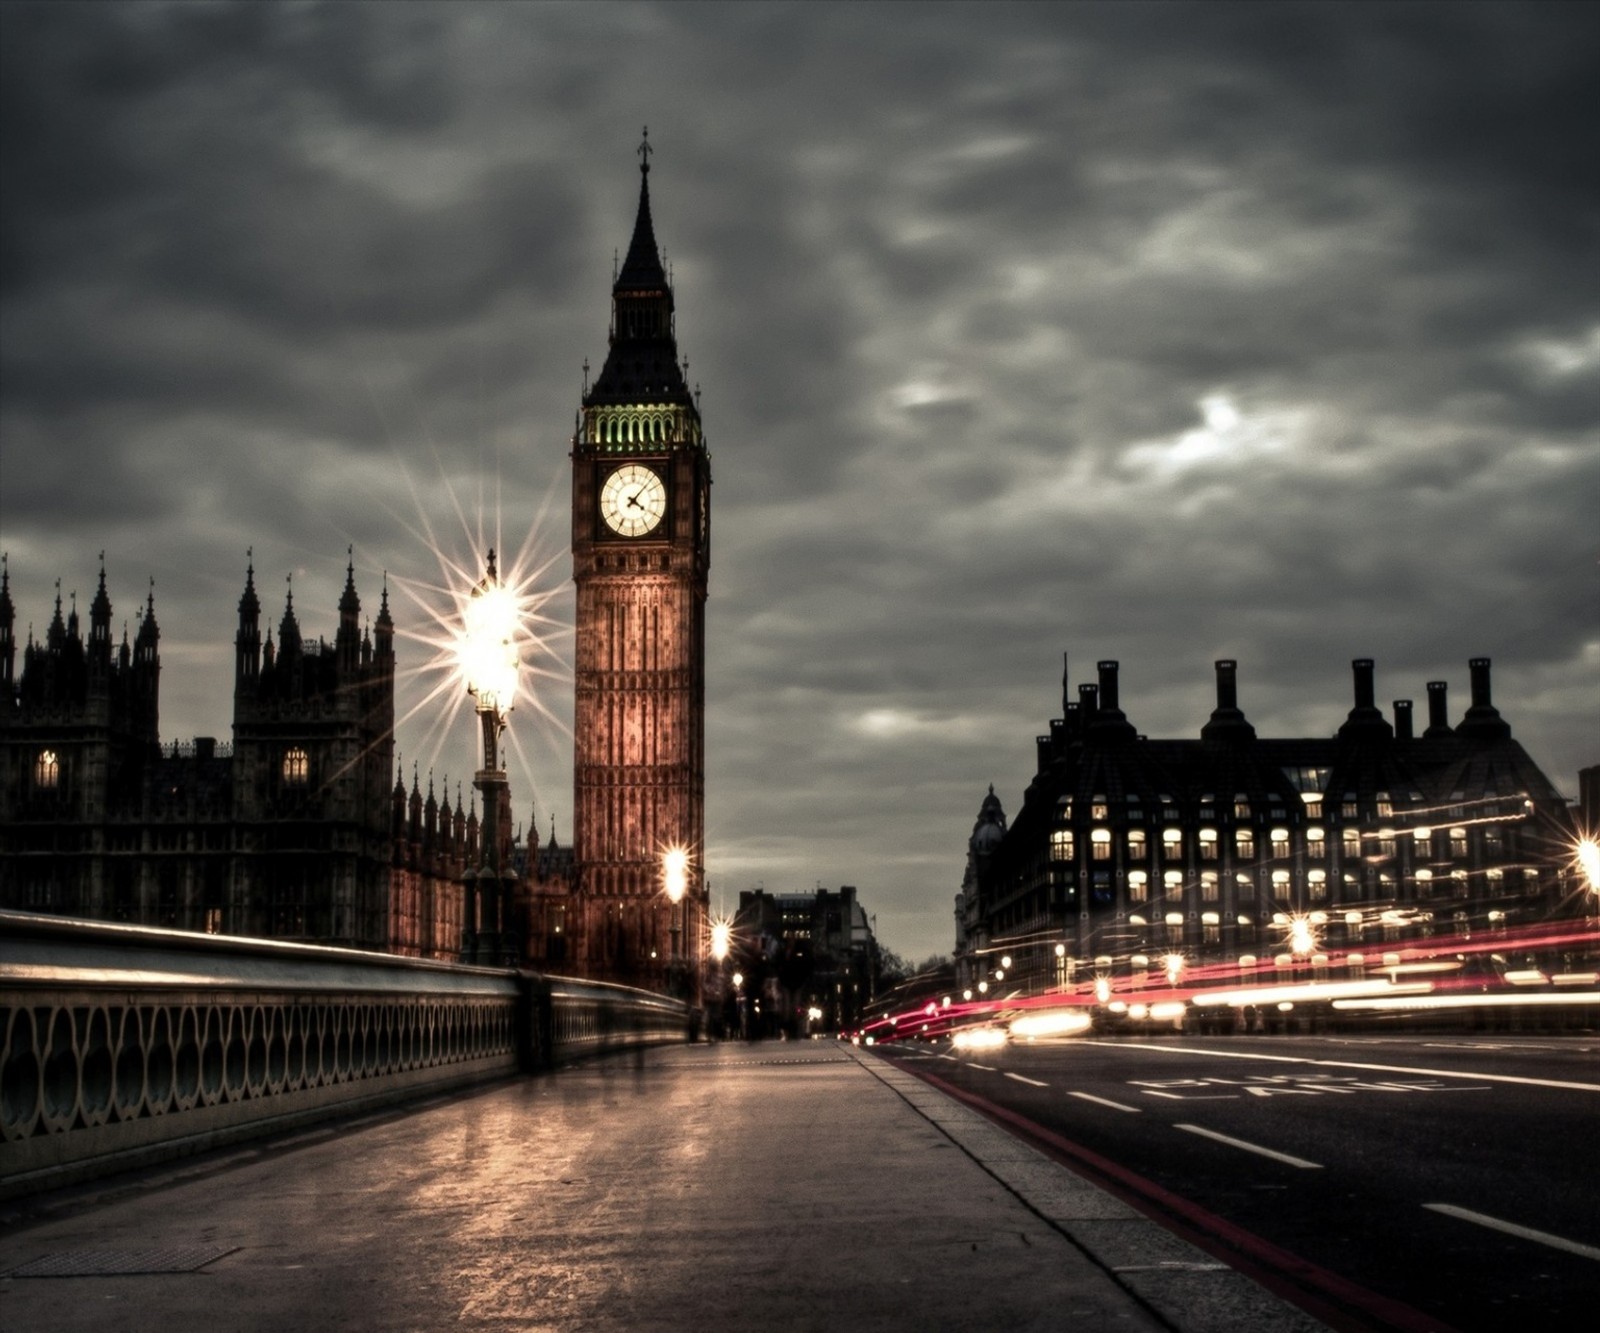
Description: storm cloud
xmin=2 ymin=1 xmax=1595 ymax=962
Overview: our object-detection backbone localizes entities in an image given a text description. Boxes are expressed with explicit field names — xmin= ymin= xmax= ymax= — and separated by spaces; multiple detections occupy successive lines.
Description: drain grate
xmin=7 ymin=1245 xmax=239 ymax=1278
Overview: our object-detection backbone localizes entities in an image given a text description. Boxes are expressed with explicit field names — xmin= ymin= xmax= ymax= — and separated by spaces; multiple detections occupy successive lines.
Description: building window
xmin=1128 ymin=870 xmax=1149 ymax=902
xmin=1090 ymin=796 xmax=1108 ymax=821
xmin=1345 ymin=911 xmax=1364 ymax=942
xmin=1413 ymin=827 xmax=1433 ymax=859
xmin=1163 ymin=870 xmax=1183 ymax=900
xmin=1236 ymin=829 xmax=1255 ymax=859
xmin=1416 ymin=869 xmax=1434 ymax=897
xmin=1376 ymin=829 xmax=1397 ymax=859
xmin=1202 ymin=913 xmax=1221 ymax=945
xmin=1341 ymin=794 xmax=1358 ymax=820
xmin=1233 ymin=795 xmax=1251 ymax=819
xmin=1126 ymin=828 xmax=1147 ymax=860
xmin=35 ymin=749 xmax=60 ymax=790
xmin=1091 ymin=828 xmax=1112 ymax=860
xmin=1376 ymin=792 xmax=1394 ymax=818
xmin=1306 ymin=827 xmax=1325 ymax=858
xmin=1269 ymin=827 xmax=1290 ymax=858
xmin=1163 ymin=828 xmax=1183 ymax=860
xmin=1271 ymin=869 xmax=1291 ymax=896
xmin=1342 ymin=831 xmax=1362 ymax=861
xmin=1486 ymin=868 xmax=1505 ymax=887
xmin=1050 ymin=829 xmax=1075 ymax=862
xmin=1449 ymin=827 xmax=1468 ymax=858
xmin=283 ymin=747 xmax=309 ymax=786
xmin=1198 ymin=827 xmax=1218 ymax=859
xmin=1485 ymin=828 xmax=1504 ymax=857
xmin=1308 ymin=869 xmax=1327 ymax=901
xmin=1201 ymin=872 xmax=1219 ymax=902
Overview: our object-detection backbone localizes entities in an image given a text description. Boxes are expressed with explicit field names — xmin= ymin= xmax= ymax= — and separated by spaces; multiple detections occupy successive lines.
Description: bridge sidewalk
xmin=0 ymin=1042 xmax=1323 ymax=1332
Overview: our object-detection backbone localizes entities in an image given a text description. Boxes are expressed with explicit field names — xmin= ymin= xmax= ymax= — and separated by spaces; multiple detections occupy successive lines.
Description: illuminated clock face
xmin=600 ymin=464 xmax=667 ymax=537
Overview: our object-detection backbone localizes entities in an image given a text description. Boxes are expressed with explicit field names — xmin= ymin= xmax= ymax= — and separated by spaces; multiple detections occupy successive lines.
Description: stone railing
xmin=0 ymin=911 xmax=687 ymax=1197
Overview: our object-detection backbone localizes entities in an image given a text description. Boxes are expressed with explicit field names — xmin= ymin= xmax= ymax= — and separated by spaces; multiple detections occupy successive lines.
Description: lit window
xmin=1233 ymin=795 xmax=1251 ymax=819
xmin=1343 ymin=831 xmax=1363 ymax=860
xmin=1416 ymin=869 xmax=1434 ymax=896
xmin=1485 ymin=868 xmax=1505 ymax=885
xmin=1449 ymin=827 xmax=1468 ymax=858
xmin=1050 ymin=829 xmax=1075 ymax=862
xmin=1200 ymin=872 xmax=1219 ymax=901
xmin=1236 ymin=829 xmax=1255 ymax=859
xmin=1306 ymin=827 xmax=1325 ymax=858
xmin=1308 ymin=870 xmax=1327 ymax=900
xmin=1163 ymin=870 xmax=1183 ymax=897
xmin=1128 ymin=870 xmax=1149 ymax=902
xmin=36 ymin=749 xmax=60 ymax=790
xmin=1376 ymin=792 xmax=1393 ymax=818
xmin=1091 ymin=828 xmax=1112 ymax=860
xmin=1413 ymin=827 xmax=1433 ymax=858
xmin=1270 ymin=827 xmax=1290 ymax=855
xmin=1198 ymin=827 xmax=1218 ymax=859
xmin=1485 ymin=828 xmax=1504 ymax=856
xmin=283 ymin=747 xmax=309 ymax=786
xmin=1341 ymin=794 xmax=1358 ymax=819
xmin=1162 ymin=828 xmax=1183 ymax=859
xmin=1127 ymin=828 xmax=1147 ymax=860
xmin=1090 ymin=796 xmax=1108 ymax=821
xmin=1376 ymin=829 xmax=1397 ymax=859
xmin=1271 ymin=869 xmax=1291 ymax=889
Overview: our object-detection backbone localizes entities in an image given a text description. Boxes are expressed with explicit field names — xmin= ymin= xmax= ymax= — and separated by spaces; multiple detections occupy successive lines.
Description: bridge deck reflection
xmin=0 ymin=1042 xmax=1217 ymax=1332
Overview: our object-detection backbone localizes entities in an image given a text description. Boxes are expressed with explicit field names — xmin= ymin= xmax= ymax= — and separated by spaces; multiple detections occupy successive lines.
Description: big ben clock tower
xmin=570 ymin=133 xmax=710 ymax=993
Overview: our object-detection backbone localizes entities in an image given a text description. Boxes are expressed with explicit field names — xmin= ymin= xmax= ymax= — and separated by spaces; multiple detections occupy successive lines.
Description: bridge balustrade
xmin=0 ymin=911 xmax=687 ymax=1197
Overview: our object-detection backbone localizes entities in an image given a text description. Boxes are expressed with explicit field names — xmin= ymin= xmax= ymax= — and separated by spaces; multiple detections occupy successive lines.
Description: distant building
xmin=0 ymin=555 xmax=473 ymax=960
xmin=956 ymin=655 xmax=1580 ymax=994
xmin=731 ymin=886 xmax=879 ymax=1034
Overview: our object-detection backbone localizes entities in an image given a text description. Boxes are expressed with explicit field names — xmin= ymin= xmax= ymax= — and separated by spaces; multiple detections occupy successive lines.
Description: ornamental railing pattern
xmin=0 ymin=911 xmax=687 ymax=1197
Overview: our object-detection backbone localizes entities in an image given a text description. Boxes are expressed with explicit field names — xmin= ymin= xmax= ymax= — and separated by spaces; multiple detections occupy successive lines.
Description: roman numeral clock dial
xmin=600 ymin=463 xmax=667 ymax=537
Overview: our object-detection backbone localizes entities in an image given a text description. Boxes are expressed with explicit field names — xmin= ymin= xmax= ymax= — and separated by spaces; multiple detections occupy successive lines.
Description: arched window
xmin=283 ymin=747 xmax=309 ymax=786
xmin=36 ymin=749 xmax=60 ymax=790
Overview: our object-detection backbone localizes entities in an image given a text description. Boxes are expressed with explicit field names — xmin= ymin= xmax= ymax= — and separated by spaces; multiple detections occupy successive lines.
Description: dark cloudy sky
xmin=3 ymin=1 xmax=1596 ymax=963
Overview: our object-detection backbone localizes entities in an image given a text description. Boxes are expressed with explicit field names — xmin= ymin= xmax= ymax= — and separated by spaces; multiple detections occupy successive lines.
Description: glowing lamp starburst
xmin=459 ymin=563 xmax=521 ymax=715
xmin=1576 ymin=837 xmax=1600 ymax=893
xmin=663 ymin=846 xmax=689 ymax=903
xmin=710 ymin=919 xmax=732 ymax=961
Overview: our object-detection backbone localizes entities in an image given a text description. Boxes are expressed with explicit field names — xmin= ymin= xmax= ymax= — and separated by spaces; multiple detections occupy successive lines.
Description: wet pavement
xmin=0 ymin=1042 xmax=1324 ymax=1331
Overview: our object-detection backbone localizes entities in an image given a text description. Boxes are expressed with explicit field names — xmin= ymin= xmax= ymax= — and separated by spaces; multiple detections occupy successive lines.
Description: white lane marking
xmin=1142 ymin=1090 xmax=1238 ymax=1100
xmin=1069 ymin=1091 xmax=1142 ymax=1114
xmin=1003 ymin=1072 xmax=1048 ymax=1087
xmin=1174 ymin=1123 xmax=1323 ymax=1169
xmin=1077 ymin=1040 xmax=1600 ymax=1093
xmin=1423 ymin=1204 xmax=1600 ymax=1262
xmin=968 ymin=1063 xmax=995 ymax=1072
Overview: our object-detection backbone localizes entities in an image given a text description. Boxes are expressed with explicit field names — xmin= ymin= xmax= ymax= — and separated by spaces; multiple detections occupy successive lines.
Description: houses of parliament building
xmin=0 ymin=554 xmax=476 ymax=960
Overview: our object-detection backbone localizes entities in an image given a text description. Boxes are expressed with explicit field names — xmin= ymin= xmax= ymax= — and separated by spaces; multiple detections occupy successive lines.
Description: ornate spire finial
xmin=638 ymin=125 xmax=652 ymax=174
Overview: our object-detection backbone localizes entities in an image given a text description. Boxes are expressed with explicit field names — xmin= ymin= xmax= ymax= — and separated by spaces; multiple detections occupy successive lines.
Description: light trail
xmin=1174 ymin=1124 xmax=1323 ymax=1169
xmin=1077 ymin=1041 xmax=1600 ymax=1093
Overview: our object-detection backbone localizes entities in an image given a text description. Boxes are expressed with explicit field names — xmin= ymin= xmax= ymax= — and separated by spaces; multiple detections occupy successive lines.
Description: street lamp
xmin=460 ymin=549 xmax=520 ymax=965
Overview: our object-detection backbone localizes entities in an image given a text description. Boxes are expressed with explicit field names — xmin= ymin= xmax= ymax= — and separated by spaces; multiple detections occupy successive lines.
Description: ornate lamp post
xmin=460 ymin=550 xmax=520 ymax=966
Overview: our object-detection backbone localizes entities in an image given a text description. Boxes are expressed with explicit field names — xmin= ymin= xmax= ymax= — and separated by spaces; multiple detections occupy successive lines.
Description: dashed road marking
xmin=1004 ymin=1072 xmax=1047 ymax=1087
xmin=1174 ymin=1123 xmax=1323 ymax=1169
xmin=1423 ymin=1203 xmax=1600 ymax=1262
xmin=1068 ymin=1090 xmax=1142 ymax=1113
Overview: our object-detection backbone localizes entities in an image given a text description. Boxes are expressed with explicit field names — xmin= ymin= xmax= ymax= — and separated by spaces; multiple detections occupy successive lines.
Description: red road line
xmin=899 ymin=1062 xmax=1458 ymax=1333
